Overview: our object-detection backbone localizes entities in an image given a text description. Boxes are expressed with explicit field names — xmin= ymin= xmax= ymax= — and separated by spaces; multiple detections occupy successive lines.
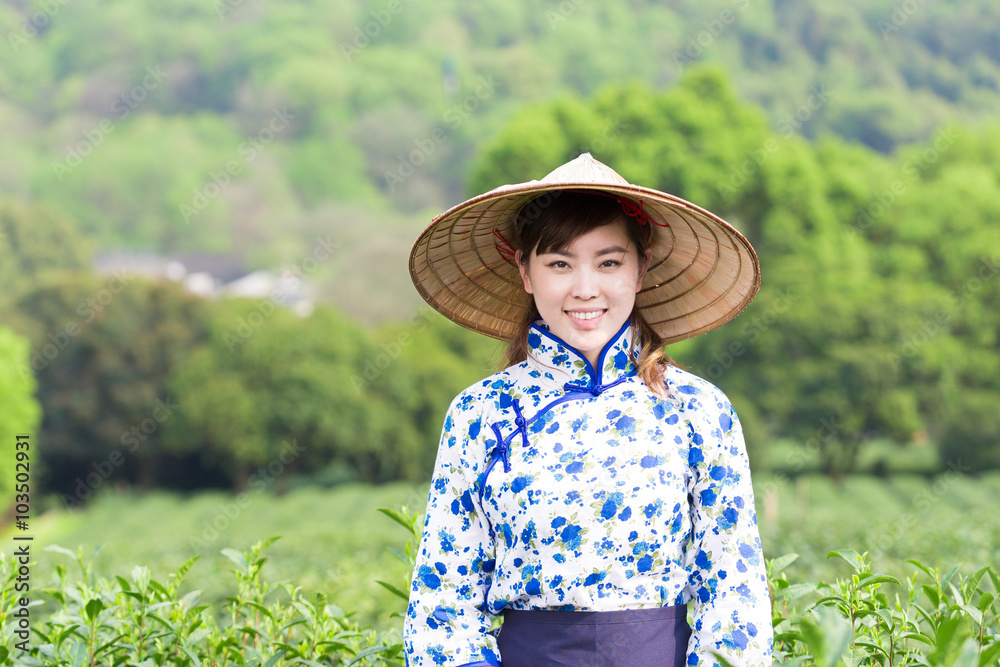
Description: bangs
xmin=515 ymin=191 xmax=648 ymax=258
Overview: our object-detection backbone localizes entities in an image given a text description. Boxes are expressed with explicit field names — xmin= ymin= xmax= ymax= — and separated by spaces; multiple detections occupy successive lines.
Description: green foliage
xmin=5 ymin=485 xmax=423 ymax=635
xmin=0 ymin=327 xmax=42 ymax=513
xmin=7 ymin=275 xmax=211 ymax=498
xmin=5 ymin=0 xmax=1000 ymax=263
xmin=4 ymin=255 xmax=496 ymax=493
xmin=938 ymin=391 xmax=1000 ymax=471
xmin=0 ymin=200 xmax=91 ymax=295
xmin=754 ymin=471 xmax=1000 ymax=606
xmin=771 ymin=549 xmax=1000 ymax=666
xmin=0 ymin=537 xmax=404 ymax=666
xmin=1 ymin=505 xmax=997 ymax=666
xmin=5 ymin=0 xmax=1000 ymax=495
xmin=163 ymin=299 xmax=384 ymax=484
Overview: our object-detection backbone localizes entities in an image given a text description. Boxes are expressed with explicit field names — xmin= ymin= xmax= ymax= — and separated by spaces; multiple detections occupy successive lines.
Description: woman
xmin=404 ymin=154 xmax=772 ymax=667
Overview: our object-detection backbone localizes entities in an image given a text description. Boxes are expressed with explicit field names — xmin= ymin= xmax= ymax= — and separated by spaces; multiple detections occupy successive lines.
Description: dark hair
xmin=499 ymin=191 xmax=681 ymax=399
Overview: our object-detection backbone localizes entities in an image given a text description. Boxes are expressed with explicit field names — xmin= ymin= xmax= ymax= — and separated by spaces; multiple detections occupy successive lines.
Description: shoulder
xmin=449 ymin=359 xmax=535 ymax=406
xmin=444 ymin=363 xmax=526 ymax=417
xmin=437 ymin=367 xmax=524 ymax=455
xmin=664 ymin=364 xmax=734 ymax=412
xmin=664 ymin=365 xmax=740 ymax=445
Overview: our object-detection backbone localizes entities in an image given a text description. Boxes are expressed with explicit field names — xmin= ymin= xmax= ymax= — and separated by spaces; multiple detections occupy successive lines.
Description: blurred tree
xmin=163 ymin=300 xmax=442 ymax=487
xmin=8 ymin=275 xmax=210 ymax=501
xmin=0 ymin=199 xmax=92 ymax=296
xmin=0 ymin=327 xmax=42 ymax=520
xmin=938 ymin=389 xmax=1000 ymax=471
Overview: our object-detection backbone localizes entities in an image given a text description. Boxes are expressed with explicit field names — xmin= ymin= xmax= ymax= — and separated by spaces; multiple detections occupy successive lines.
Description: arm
xmin=684 ymin=389 xmax=773 ymax=667
xmin=403 ymin=393 xmax=501 ymax=667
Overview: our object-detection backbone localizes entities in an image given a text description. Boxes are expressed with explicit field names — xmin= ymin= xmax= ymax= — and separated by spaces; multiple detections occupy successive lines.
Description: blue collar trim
xmin=527 ymin=318 xmax=637 ymax=387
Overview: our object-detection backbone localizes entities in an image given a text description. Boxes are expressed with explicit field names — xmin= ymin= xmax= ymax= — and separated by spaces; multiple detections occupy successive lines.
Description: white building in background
xmin=93 ymin=251 xmax=315 ymax=316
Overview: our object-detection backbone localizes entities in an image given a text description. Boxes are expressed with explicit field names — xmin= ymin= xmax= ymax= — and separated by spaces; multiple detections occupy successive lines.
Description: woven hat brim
xmin=409 ymin=181 xmax=760 ymax=345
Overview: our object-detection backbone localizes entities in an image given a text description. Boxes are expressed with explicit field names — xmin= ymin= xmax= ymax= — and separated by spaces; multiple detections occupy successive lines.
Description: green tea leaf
xmin=859 ymin=575 xmax=902 ymax=589
xmin=180 ymin=645 xmax=203 ymax=667
xmin=147 ymin=613 xmax=176 ymax=632
xmin=264 ymin=651 xmax=287 ymax=667
xmin=221 ymin=548 xmax=248 ymax=570
xmin=967 ymin=566 xmax=990 ymax=595
xmin=906 ymin=558 xmax=934 ymax=579
xmin=95 ymin=633 xmax=126 ymax=656
xmin=943 ymin=565 xmax=961 ymax=591
xmin=172 ymin=555 xmax=201 ymax=586
xmin=799 ymin=605 xmax=852 ymax=667
xmin=929 ymin=616 xmax=965 ymax=665
xmin=853 ymin=637 xmax=887 ymax=656
xmin=987 ymin=566 xmax=1000 ymax=595
xmin=347 ymin=645 xmax=391 ymax=665
xmin=827 ymin=549 xmax=865 ymax=573
xmin=978 ymin=642 xmax=1000 ymax=667
xmin=43 ymin=544 xmax=78 ymax=560
xmin=57 ymin=624 xmax=82 ymax=644
xmin=922 ymin=584 xmax=941 ymax=608
xmin=769 ymin=553 xmax=800 ymax=573
xmin=376 ymin=579 xmax=410 ymax=601
xmin=148 ymin=580 xmax=170 ymax=597
xmin=780 ymin=583 xmax=818 ymax=601
xmin=84 ymin=598 xmax=105 ymax=622
xmin=952 ymin=638 xmax=979 ymax=667
xmin=387 ymin=546 xmax=411 ymax=565
xmin=246 ymin=601 xmax=274 ymax=620
xmin=84 ymin=543 xmax=106 ymax=570
xmin=378 ymin=507 xmax=418 ymax=534
xmin=261 ymin=535 xmax=282 ymax=550
xmin=960 ymin=604 xmax=983 ymax=625
xmin=949 ymin=581 xmax=965 ymax=607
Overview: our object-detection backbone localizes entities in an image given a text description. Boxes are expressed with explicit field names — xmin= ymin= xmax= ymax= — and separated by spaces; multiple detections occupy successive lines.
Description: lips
xmin=565 ymin=309 xmax=607 ymax=326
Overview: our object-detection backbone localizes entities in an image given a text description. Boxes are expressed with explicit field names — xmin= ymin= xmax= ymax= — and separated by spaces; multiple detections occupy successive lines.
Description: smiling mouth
xmin=565 ymin=309 xmax=607 ymax=321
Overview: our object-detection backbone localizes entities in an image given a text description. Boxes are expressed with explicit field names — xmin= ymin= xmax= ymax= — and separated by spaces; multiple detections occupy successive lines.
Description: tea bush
xmin=1 ymin=507 xmax=997 ymax=666
xmin=770 ymin=550 xmax=1000 ymax=666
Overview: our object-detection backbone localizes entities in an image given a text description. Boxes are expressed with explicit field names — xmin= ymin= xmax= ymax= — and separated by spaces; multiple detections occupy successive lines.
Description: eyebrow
xmin=542 ymin=245 xmax=630 ymax=258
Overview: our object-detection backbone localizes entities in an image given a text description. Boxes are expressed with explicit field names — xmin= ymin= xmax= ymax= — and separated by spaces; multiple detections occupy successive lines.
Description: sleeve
xmin=683 ymin=389 xmax=774 ymax=667
xmin=403 ymin=392 xmax=502 ymax=667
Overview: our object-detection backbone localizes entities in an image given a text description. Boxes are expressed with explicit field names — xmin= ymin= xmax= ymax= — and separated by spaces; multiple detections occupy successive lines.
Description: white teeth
xmin=567 ymin=310 xmax=604 ymax=320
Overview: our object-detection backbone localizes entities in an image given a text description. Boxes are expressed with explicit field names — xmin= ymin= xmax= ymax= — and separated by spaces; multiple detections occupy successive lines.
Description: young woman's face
xmin=516 ymin=222 xmax=651 ymax=369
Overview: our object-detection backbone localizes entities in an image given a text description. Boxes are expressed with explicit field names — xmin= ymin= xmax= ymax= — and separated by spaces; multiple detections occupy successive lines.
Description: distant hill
xmin=2 ymin=0 xmax=999 ymax=321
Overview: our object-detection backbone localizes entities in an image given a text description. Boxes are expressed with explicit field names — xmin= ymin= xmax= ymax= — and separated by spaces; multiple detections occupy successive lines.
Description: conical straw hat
xmin=409 ymin=153 xmax=760 ymax=344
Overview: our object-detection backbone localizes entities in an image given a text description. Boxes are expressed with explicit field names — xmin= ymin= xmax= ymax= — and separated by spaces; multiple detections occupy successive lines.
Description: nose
xmin=571 ymin=266 xmax=600 ymax=299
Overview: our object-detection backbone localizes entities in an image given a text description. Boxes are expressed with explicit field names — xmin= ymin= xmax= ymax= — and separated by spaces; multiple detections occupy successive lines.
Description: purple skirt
xmin=495 ymin=605 xmax=691 ymax=667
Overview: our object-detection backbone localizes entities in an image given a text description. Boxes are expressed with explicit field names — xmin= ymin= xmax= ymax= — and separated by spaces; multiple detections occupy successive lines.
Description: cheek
xmin=610 ymin=274 xmax=642 ymax=296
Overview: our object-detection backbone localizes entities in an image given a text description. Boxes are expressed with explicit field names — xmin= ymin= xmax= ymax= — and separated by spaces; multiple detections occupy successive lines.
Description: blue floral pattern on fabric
xmin=403 ymin=321 xmax=773 ymax=667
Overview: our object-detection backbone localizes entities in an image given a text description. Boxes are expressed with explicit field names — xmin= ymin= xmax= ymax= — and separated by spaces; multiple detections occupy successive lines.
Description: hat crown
xmin=538 ymin=153 xmax=629 ymax=186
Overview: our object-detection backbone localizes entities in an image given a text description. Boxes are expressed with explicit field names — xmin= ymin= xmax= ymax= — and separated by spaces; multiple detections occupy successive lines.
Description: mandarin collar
xmin=525 ymin=319 xmax=640 ymax=388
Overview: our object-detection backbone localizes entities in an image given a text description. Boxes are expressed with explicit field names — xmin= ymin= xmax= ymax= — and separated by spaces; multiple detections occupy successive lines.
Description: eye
xmin=546 ymin=260 xmax=569 ymax=269
xmin=601 ymin=259 xmax=622 ymax=268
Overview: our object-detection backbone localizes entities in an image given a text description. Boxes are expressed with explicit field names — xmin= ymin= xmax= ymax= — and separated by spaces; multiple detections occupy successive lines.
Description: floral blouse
xmin=403 ymin=320 xmax=773 ymax=667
